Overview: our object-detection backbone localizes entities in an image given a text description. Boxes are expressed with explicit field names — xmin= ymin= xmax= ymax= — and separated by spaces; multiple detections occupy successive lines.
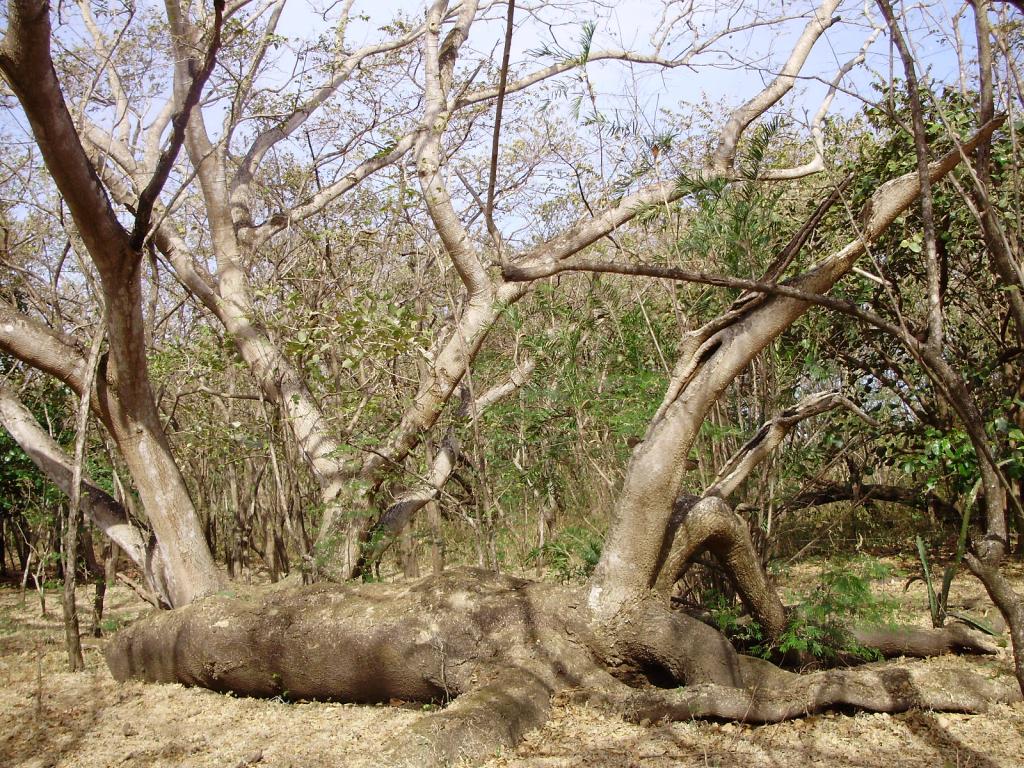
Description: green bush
xmin=708 ymin=558 xmax=897 ymax=662
xmin=528 ymin=526 xmax=602 ymax=582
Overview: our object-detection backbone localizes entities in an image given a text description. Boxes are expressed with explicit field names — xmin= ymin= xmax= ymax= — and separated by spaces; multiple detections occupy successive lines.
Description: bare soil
xmin=1 ymin=560 xmax=1022 ymax=768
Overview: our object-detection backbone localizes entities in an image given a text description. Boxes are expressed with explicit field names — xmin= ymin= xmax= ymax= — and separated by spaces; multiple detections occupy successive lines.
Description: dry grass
xmin=1 ymin=559 xmax=1022 ymax=768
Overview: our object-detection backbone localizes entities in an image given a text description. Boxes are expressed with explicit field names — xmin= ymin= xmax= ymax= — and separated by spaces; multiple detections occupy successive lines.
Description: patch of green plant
xmin=707 ymin=561 xmax=897 ymax=662
xmin=99 ymin=616 xmax=126 ymax=634
xmin=527 ymin=526 xmax=602 ymax=582
xmin=845 ymin=554 xmax=895 ymax=581
xmin=778 ymin=563 xmax=897 ymax=661
xmin=705 ymin=590 xmax=765 ymax=649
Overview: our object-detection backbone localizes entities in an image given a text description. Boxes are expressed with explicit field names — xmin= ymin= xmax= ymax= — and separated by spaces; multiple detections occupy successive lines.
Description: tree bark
xmin=0 ymin=0 xmax=222 ymax=605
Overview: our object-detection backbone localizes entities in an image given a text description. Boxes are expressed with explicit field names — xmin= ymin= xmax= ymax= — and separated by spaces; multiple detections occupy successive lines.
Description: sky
xmin=263 ymin=0 xmax=983 ymax=156
xmin=0 ymin=0 xmax=1002 ymax=240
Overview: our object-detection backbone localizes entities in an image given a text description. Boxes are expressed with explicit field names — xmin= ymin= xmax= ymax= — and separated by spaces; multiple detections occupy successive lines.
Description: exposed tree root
xmin=851 ymin=623 xmax=1000 ymax=658
xmin=608 ymin=598 xmax=747 ymax=687
xmin=566 ymin=661 xmax=1021 ymax=724
xmin=379 ymin=666 xmax=555 ymax=768
xmin=105 ymin=570 xmax=606 ymax=700
xmin=104 ymin=569 xmax=1021 ymax=766
xmin=654 ymin=497 xmax=999 ymax=667
xmin=105 ymin=570 xmax=608 ymax=766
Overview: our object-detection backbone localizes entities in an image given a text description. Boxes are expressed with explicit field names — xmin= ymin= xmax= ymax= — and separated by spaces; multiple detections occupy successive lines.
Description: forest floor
xmin=1 ymin=558 xmax=1022 ymax=768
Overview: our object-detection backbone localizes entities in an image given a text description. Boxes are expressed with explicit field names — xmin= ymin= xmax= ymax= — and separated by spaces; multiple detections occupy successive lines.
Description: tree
xmin=2 ymin=0 xmax=1023 ymax=764
xmin=0 ymin=0 xmax=224 ymax=606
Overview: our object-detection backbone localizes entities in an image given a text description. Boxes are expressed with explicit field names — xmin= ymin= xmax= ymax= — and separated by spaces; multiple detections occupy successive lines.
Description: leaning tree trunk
xmin=585 ymin=120 xmax=1004 ymax=631
xmin=95 ymin=324 xmax=224 ymax=606
xmin=0 ymin=374 xmax=173 ymax=605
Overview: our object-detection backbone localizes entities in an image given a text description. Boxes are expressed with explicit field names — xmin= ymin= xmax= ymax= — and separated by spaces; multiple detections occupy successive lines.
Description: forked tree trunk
xmin=0 ymin=0 xmax=222 ymax=606
xmin=586 ymin=121 xmax=1004 ymax=627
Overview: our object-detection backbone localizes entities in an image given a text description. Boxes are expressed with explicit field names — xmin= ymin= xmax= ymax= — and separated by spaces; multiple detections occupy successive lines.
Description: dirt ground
xmin=1 ymin=560 xmax=1022 ymax=768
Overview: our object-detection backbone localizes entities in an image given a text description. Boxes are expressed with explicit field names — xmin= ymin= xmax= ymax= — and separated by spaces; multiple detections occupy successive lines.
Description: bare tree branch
xmin=484 ymin=0 xmax=516 ymax=248
xmin=0 ymin=0 xmax=134 ymax=274
xmin=705 ymin=392 xmax=877 ymax=500
xmin=132 ymin=0 xmax=225 ymax=249
xmin=876 ymin=0 xmax=943 ymax=352
xmin=0 ymin=300 xmax=88 ymax=393
xmin=711 ymin=0 xmax=840 ymax=173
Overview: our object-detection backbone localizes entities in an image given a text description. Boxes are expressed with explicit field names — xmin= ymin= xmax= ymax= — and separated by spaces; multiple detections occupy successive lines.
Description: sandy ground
xmin=1 ymin=561 xmax=1022 ymax=768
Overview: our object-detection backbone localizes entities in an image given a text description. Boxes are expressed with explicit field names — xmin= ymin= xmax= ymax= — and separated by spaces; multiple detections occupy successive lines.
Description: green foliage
xmin=708 ymin=558 xmax=896 ymax=662
xmin=528 ymin=525 xmax=602 ymax=583
xmin=473 ymin=280 xmax=670 ymax=562
xmin=99 ymin=616 xmax=127 ymax=634
xmin=898 ymin=427 xmax=979 ymax=497
xmin=705 ymin=590 xmax=765 ymax=649
xmin=738 ymin=116 xmax=787 ymax=180
xmin=776 ymin=562 xmax=893 ymax=661
xmin=881 ymin=415 xmax=1023 ymax=509
xmin=281 ymin=292 xmax=424 ymax=379
xmin=0 ymin=373 xmax=82 ymax=579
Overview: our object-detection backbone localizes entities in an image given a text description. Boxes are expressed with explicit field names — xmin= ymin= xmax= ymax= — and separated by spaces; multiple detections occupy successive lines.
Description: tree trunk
xmin=586 ymin=121 xmax=1003 ymax=625
xmin=95 ymin=297 xmax=223 ymax=606
xmin=966 ymin=554 xmax=1024 ymax=694
xmin=61 ymin=507 xmax=84 ymax=672
xmin=105 ymin=568 xmax=1022 ymax=767
xmin=0 ymin=0 xmax=222 ymax=607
